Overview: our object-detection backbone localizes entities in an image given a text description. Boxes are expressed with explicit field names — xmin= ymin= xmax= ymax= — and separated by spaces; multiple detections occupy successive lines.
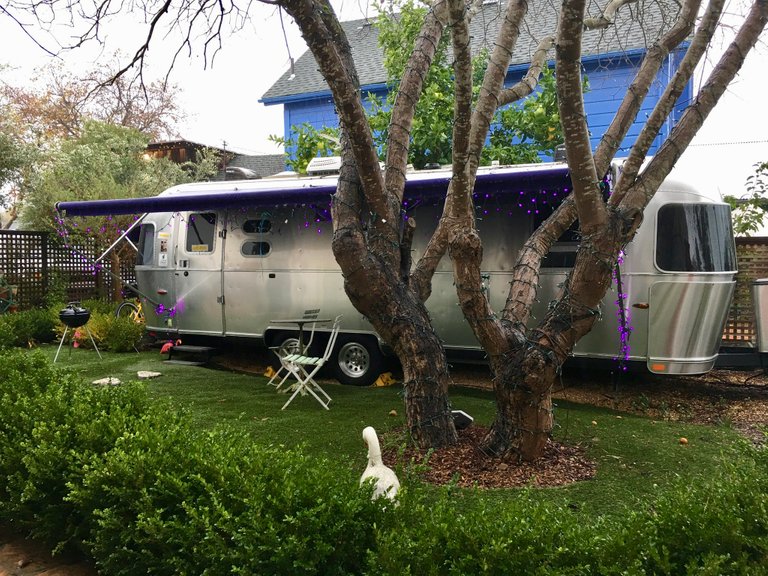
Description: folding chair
xmin=280 ymin=315 xmax=342 ymax=411
xmin=267 ymin=311 xmax=321 ymax=390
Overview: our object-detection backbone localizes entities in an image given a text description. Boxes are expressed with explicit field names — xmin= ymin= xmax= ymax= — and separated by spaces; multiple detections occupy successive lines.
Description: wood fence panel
xmin=0 ymin=231 xmax=137 ymax=309
xmin=0 ymin=231 xmax=48 ymax=308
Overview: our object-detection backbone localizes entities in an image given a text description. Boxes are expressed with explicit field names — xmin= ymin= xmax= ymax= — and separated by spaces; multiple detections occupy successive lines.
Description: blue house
xmin=260 ymin=1 xmax=689 ymax=162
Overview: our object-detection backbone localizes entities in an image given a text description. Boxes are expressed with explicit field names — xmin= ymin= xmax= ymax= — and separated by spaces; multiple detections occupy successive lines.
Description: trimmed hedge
xmin=0 ymin=348 xmax=767 ymax=575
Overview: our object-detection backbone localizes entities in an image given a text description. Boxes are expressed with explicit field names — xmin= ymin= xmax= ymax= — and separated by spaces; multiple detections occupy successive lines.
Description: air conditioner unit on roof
xmin=306 ymin=156 xmax=342 ymax=175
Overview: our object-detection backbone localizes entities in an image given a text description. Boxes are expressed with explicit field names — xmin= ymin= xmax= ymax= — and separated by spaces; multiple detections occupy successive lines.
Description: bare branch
xmin=593 ymin=0 xmax=701 ymax=175
xmin=497 ymin=35 xmax=554 ymax=107
xmin=0 ymin=4 xmax=59 ymax=56
xmin=627 ymin=0 xmax=768 ymax=207
xmin=612 ymin=0 xmax=722 ymax=202
xmin=583 ymin=0 xmax=638 ymax=29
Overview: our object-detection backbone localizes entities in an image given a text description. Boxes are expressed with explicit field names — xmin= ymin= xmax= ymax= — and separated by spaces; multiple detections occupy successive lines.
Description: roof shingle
xmin=262 ymin=0 xmax=679 ymax=102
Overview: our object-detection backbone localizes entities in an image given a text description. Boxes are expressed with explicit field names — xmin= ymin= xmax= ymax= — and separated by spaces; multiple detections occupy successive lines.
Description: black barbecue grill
xmin=59 ymin=303 xmax=91 ymax=328
xmin=54 ymin=302 xmax=102 ymax=362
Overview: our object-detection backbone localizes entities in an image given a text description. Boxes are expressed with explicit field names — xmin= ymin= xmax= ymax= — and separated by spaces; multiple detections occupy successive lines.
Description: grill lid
xmin=59 ymin=302 xmax=91 ymax=328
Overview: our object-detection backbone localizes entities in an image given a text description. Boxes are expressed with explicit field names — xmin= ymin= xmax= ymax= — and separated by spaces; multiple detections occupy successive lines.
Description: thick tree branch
xmin=583 ymin=0 xmax=638 ymax=29
xmin=503 ymin=0 xmax=688 ymax=328
xmin=447 ymin=0 xmax=507 ymax=355
xmin=411 ymin=0 xmax=529 ymax=303
xmin=385 ymin=1 xmax=449 ymax=204
xmin=593 ymin=0 xmax=700 ymax=176
xmin=282 ymin=0 xmax=399 ymax=263
xmin=556 ymin=0 xmax=605 ymax=234
xmin=468 ymin=0 xmax=529 ymax=169
xmin=625 ymin=0 xmax=768 ymax=209
xmin=612 ymin=0 xmax=723 ymax=203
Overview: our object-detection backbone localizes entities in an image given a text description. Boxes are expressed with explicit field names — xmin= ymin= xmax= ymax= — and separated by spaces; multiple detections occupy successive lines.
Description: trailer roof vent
xmin=306 ymin=156 xmax=342 ymax=175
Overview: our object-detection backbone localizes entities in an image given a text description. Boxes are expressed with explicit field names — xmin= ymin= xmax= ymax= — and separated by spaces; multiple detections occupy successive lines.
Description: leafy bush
xmin=78 ymin=298 xmax=115 ymax=315
xmin=0 ymin=348 xmax=382 ymax=572
xmin=72 ymin=427 xmax=381 ymax=575
xmin=0 ymin=351 xmax=157 ymax=550
xmin=55 ymin=309 xmax=144 ymax=352
xmin=103 ymin=315 xmax=145 ymax=352
xmin=0 ymin=307 xmax=58 ymax=347
xmin=598 ymin=445 xmax=768 ymax=575
xmin=0 ymin=317 xmax=15 ymax=350
xmin=2 ymin=347 xmax=768 ymax=575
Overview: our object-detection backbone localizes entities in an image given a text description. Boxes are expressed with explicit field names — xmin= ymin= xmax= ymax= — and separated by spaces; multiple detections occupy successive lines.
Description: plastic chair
xmin=280 ymin=315 xmax=342 ymax=410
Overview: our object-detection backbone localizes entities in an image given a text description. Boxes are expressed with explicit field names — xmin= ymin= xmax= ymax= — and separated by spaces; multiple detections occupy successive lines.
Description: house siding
xmin=272 ymin=48 xmax=688 ymax=162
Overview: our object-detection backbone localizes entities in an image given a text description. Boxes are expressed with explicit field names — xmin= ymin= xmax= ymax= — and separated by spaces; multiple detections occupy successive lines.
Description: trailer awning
xmin=55 ymin=165 xmax=572 ymax=217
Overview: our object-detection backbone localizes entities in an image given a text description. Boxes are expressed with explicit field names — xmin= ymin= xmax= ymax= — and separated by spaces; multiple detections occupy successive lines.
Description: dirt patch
xmin=0 ymin=529 xmax=96 ymax=576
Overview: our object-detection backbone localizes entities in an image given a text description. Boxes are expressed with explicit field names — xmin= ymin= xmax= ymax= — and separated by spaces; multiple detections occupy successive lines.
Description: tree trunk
xmin=109 ymin=250 xmax=123 ymax=302
xmin=484 ymin=347 xmax=555 ymax=462
xmin=337 ymin=233 xmax=458 ymax=447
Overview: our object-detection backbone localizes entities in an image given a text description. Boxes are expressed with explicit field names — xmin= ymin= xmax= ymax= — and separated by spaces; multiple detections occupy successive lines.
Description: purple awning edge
xmin=55 ymin=165 xmax=571 ymax=217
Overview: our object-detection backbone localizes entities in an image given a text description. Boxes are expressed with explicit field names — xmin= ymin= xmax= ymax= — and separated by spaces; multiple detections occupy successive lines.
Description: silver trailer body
xmin=60 ymin=162 xmax=737 ymax=384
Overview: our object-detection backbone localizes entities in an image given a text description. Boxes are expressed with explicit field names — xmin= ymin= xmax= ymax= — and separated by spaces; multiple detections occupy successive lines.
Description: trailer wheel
xmin=269 ymin=332 xmax=302 ymax=368
xmin=332 ymin=335 xmax=383 ymax=387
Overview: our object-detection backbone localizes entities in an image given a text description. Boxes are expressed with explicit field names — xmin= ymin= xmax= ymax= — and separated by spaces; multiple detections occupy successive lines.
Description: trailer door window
xmin=185 ymin=213 xmax=217 ymax=253
xmin=656 ymin=204 xmax=736 ymax=272
xmin=137 ymin=224 xmax=154 ymax=265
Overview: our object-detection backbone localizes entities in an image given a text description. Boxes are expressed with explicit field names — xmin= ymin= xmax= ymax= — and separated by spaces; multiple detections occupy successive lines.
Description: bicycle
xmin=0 ymin=276 xmax=17 ymax=314
xmin=115 ymin=283 xmax=144 ymax=323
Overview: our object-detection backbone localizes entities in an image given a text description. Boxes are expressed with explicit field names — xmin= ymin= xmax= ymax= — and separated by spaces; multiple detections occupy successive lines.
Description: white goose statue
xmin=360 ymin=426 xmax=400 ymax=501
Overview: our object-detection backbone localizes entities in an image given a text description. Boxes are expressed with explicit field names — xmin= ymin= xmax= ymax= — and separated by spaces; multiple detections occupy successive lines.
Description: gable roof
xmin=261 ymin=0 xmax=679 ymax=103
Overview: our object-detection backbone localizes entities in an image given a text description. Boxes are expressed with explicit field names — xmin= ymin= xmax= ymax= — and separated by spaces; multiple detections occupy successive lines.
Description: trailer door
xmin=174 ymin=211 xmax=225 ymax=335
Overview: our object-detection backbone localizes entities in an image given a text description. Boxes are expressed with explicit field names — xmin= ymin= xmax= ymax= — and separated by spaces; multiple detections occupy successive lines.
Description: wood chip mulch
xmin=381 ymin=425 xmax=596 ymax=489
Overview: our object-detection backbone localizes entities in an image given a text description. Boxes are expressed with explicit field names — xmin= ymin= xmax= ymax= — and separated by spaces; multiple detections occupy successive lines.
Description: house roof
xmin=261 ymin=0 xmax=679 ymax=103
xmin=227 ymin=153 xmax=287 ymax=178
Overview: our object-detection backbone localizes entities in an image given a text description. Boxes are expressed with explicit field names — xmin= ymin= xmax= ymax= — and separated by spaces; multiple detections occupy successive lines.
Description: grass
xmin=35 ymin=344 xmax=747 ymax=518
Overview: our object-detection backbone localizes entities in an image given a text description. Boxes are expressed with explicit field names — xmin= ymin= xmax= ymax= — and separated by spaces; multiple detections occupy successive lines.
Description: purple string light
xmin=612 ymin=250 xmax=633 ymax=370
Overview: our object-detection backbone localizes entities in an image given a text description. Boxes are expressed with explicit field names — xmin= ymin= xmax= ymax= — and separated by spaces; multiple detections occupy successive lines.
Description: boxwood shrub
xmin=0 ymin=347 xmax=767 ymax=575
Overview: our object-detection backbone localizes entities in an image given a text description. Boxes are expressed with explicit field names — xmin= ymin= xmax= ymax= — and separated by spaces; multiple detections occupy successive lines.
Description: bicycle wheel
xmin=116 ymin=301 xmax=140 ymax=320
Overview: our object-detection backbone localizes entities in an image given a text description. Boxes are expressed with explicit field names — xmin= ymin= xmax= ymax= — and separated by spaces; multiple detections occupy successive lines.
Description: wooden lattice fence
xmin=0 ymin=231 xmax=49 ymax=308
xmin=0 ymin=230 xmax=136 ymax=309
xmin=721 ymin=237 xmax=768 ymax=347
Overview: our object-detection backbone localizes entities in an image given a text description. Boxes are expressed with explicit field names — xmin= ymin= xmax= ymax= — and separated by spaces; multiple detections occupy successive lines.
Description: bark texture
xmin=281 ymin=0 xmax=458 ymax=448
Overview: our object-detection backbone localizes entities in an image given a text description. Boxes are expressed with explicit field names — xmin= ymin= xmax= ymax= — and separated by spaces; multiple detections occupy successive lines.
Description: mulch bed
xmin=381 ymin=425 xmax=596 ymax=489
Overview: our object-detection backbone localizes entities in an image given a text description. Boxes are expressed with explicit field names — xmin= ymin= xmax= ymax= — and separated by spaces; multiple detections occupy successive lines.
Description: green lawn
xmin=37 ymin=344 xmax=746 ymax=518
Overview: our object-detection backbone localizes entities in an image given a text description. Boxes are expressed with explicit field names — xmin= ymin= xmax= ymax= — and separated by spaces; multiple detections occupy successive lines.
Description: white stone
xmin=137 ymin=371 xmax=162 ymax=380
xmin=92 ymin=377 xmax=121 ymax=386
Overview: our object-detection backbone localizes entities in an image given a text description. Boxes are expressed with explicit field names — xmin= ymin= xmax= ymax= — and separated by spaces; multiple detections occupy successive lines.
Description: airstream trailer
xmin=56 ymin=161 xmax=737 ymax=386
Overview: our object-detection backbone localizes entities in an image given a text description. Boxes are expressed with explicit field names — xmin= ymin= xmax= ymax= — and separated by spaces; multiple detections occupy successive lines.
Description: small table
xmin=270 ymin=318 xmax=332 ymax=355
xmin=268 ymin=318 xmax=332 ymax=393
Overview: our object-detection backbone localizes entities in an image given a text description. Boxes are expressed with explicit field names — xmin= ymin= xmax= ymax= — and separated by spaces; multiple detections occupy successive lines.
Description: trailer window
xmin=137 ymin=224 xmax=154 ymax=266
xmin=243 ymin=219 xmax=272 ymax=234
xmin=656 ymin=204 xmax=736 ymax=272
xmin=242 ymin=241 xmax=271 ymax=257
xmin=186 ymin=213 xmax=217 ymax=253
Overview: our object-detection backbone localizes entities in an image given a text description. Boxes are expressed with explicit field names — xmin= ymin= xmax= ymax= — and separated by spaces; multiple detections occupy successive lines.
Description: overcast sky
xmin=1 ymin=0 xmax=766 ymax=198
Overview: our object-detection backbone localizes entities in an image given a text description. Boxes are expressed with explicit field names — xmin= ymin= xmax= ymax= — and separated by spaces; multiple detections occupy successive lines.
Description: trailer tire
xmin=332 ymin=335 xmax=383 ymax=387
xmin=268 ymin=332 xmax=302 ymax=368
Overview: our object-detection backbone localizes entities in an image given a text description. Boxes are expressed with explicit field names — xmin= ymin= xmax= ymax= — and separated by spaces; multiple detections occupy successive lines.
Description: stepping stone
xmin=92 ymin=377 xmax=121 ymax=386
xmin=137 ymin=371 xmax=162 ymax=379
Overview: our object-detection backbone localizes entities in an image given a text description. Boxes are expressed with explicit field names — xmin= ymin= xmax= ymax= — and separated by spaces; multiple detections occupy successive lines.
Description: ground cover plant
xmin=0 ymin=345 xmax=766 ymax=574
